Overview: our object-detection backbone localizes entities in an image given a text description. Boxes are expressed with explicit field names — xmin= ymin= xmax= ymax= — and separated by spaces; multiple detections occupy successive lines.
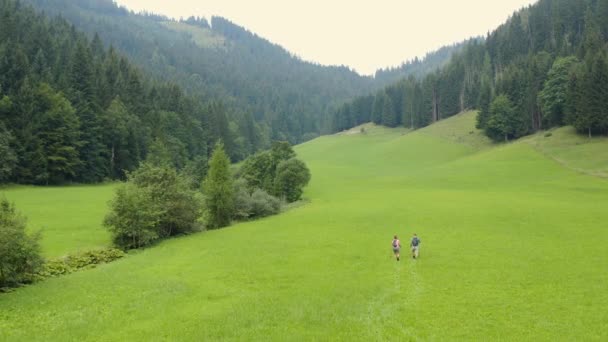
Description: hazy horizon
xmin=113 ymin=0 xmax=537 ymax=75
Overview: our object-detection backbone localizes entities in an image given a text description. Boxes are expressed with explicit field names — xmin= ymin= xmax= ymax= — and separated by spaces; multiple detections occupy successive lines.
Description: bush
xmin=0 ymin=199 xmax=43 ymax=288
xmin=104 ymin=163 xmax=202 ymax=250
xmin=104 ymin=183 xmax=163 ymax=249
xmin=249 ymin=189 xmax=281 ymax=217
xmin=37 ymin=248 xmax=126 ymax=278
xmin=232 ymin=179 xmax=281 ymax=220
xmin=233 ymin=178 xmax=253 ymax=220
xmin=274 ymin=158 xmax=311 ymax=202
xmin=544 ymin=132 xmax=553 ymax=137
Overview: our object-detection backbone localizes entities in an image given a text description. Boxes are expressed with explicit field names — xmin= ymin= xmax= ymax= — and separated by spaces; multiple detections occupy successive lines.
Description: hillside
xmin=1 ymin=113 xmax=607 ymax=340
xmin=20 ymin=0 xmax=372 ymax=142
xmin=373 ymin=39 xmax=472 ymax=85
xmin=333 ymin=0 xmax=608 ymax=142
xmin=0 ymin=0 xmax=236 ymax=185
xmin=20 ymin=0 xmax=462 ymax=143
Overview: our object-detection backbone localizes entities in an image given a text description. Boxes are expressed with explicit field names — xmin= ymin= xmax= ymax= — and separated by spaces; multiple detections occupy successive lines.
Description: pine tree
xmin=583 ymin=52 xmax=608 ymax=136
xmin=202 ymin=142 xmax=234 ymax=229
xmin=36 ymin=84 xmax=81 ymax=184
xmin=382 ymin=94 xmax=397 ymax=127
xmin=476 ymin=78 xmax=493 ymax=129
xmin=539 ymin=56 xmax=579 ymax=127
xmin=0 ymin=121 xmax=16 ymax=183
xmin=101 ymin=97 xmax=139 ymax=179
xmin=371 ymin=91 xmax=385 ymax=124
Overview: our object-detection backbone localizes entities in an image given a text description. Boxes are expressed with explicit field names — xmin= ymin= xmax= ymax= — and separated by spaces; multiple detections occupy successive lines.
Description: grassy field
xmin=1 ymin=112 xmax=607 ymax=340
xmin=0 ymin=184 xmax=116 ymax=258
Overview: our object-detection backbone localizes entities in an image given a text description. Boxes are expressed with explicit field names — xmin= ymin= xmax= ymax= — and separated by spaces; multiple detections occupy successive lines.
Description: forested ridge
xmin=0 ymin=0 xmax=459 ymax=185
xmin=19 ymin=0 xmax=377 ymax=144
xmin=373 ymin=40 xmax=472 ymax=86
xmin=0 ymin=0 xmax=238 ymax=184
xmin=332 ymin=0 xmax=608 ymax=140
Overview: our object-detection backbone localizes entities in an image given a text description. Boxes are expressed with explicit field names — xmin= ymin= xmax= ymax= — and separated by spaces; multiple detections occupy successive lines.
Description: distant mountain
xmin=373 ymin=40 xmax=473 ymax=85
xmin=21 ymin=0 xmax=461 ymax=142
xmin=21 ymin=0 xmax=375 ymax=142
xmin=332 ymin=0 xmax=608 ymax=140
xmin=0 ymin=0 xmax=464 ymax=185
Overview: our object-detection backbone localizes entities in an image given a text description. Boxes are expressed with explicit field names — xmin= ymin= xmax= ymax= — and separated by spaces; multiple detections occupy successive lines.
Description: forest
xmin=0 ymin=0 xmax=240 ymax=184
xmin=331 ymin=0 xmax=608 ymax=141
xmin=19 ymin=0 xmax=373 ymax=144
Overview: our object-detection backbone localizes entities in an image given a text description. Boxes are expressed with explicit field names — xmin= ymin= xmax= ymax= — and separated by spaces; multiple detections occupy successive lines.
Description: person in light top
xmin=391 ymin=235 xmax=401 ymax=261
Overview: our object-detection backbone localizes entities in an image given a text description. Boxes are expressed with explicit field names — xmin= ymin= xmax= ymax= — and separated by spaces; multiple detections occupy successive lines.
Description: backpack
xmin=412 ymin=237 xmax=420 ymax=246
xmin=392 ymin=239 xmax=399 ymax=248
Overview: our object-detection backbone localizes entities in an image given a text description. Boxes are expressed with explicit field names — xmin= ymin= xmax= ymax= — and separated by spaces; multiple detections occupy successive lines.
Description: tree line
xmin=1 ymin=141 xmax=310 ymax=288
xmin=331 ymin=0 xmax=608 ymax=140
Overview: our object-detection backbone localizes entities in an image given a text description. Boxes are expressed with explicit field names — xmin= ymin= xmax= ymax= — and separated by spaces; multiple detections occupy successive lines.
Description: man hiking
xmin=392 ymin=235 xmax=401 ymax=261
xmin=411 ymin=233 xmax=421 ymax=259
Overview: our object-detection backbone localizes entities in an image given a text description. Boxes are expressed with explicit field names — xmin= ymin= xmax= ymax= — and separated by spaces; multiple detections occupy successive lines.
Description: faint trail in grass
xmin=361 ymin=260 xmax=424 ymax=340
xmin=525 ymin=135 xmax=608 ymax=179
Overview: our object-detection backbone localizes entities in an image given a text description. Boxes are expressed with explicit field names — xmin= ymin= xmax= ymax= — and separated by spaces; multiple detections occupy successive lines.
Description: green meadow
xmin=1 ymin=112 xmax=607 ymax=340
xmin=0 ymin=184 xmax=116 ymax=258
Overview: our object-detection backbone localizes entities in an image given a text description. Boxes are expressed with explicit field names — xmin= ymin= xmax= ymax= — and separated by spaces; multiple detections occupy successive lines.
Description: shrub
xmin=37 ymin=248 xmax=126 ymax=279
xmin=274 ymin=158 xmax=311 ymax=202
xmin=233 ymin=178 xmax=253 ymax=220
xmin=0 ymin=199 xmax=43 ymax=288
xmin=240 ymin=141 xmax=296 ymax=194
xmin=249 ymin=189 xmax=281 ymax=217
xmin=232 ymin=179 xmax=281 ymax=220
xmin=104 ymin=163 xmax=202 ymax=250
xmin=104 ymin=183 xmax=163 ymax=249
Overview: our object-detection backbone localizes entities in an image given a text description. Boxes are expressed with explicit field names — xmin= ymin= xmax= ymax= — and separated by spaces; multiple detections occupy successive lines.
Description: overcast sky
xmin=114 ymin=0 xmax=537 ymax=75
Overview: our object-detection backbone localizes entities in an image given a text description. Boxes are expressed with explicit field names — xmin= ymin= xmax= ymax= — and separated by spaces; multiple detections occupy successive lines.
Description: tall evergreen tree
xmin=0 ymin=121 xmax=16 ymax=183
xmin=539 ymin=56 xmax=579 ymax=127
xmin=35 ymin=83 xmax=81 ymax=184
xmin=382 ymin=95 xmax=398 ymax=127
xmin=202 ymin=142 xmax=234 ymax=229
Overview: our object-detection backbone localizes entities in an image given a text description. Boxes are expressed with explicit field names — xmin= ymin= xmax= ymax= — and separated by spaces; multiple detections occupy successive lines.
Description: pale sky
xmin=114 ymin=0 xmax=537 ymax=75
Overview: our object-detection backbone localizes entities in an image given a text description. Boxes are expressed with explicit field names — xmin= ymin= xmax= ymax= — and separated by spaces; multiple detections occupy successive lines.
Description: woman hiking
xmin=391 ymin=235 xmax=401 ymax=261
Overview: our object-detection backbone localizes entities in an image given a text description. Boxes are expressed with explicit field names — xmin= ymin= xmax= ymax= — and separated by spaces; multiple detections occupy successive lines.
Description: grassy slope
xmin=160 ymin=21 xmax=226 ymax=49
xmin=524 ymin=126 xmax=608 ymax=178
xmin=0 ymin=184 xmax=116 ymax=258
xmin=1 ymin=114 xmax=607 ymax=340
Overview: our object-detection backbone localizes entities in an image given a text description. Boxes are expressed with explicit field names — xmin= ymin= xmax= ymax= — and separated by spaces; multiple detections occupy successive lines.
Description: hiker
xmin=392 ymin=235 xmax=401 ymax=261
xmin=411 ymin=233 xmax=421 ymax=259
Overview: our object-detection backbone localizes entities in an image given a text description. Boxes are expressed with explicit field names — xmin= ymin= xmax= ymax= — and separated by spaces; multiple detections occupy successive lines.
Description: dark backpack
xmin=412 ymin=237 xmax=420 ymax=246
xmin=392 ymin=239 xmax=399 ymax=248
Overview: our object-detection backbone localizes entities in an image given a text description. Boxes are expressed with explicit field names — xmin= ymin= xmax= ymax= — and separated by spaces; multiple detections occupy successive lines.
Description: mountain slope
xmin=21 ymin=0 xmax=374 ymax=142
xmin=0 ymin=0 xmax=237 ymax=183
xmin=333 ymin=0 xmax=608 ymax=141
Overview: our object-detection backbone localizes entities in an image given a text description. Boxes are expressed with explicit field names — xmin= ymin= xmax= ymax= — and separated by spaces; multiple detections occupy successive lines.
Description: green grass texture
xmin=0 ymin=184 xmax=116 ymax=258
xmin=1 ymin=111 xmax=607 ymax=340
